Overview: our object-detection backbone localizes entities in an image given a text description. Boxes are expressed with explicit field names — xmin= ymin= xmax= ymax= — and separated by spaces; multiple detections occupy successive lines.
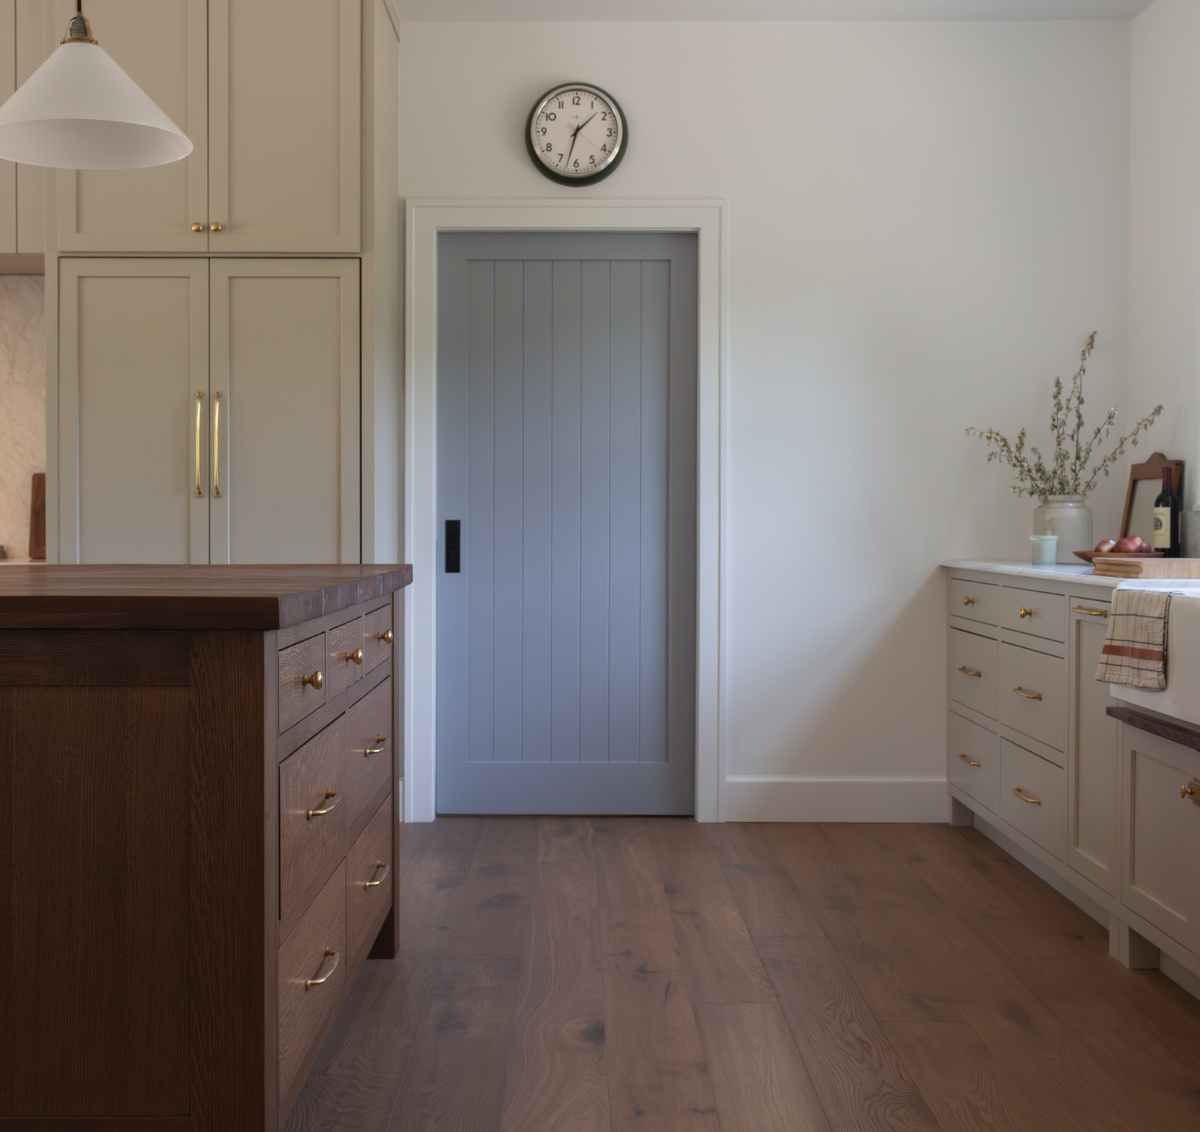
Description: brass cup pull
xmin=364 ymin=736 xmax=389 ymax=756
xmin=1073 ymin=605 xmax=1109 ymax=618
xmin=363 ymin=860 xmax=391 ymax=888
xmin=958 ymin=666 xmax=982 ymax=678
xmin=301 ymin=669 xmax=324 ymax=690
xmin=377 ymin=628 xmax=394 ymax=644
xmin=191 ymin=222 xmax=204 ymax=232
xmin=1013 ymin=787 xmax=1042 ymax=805
xmin=304 ymin=948 xmax=340 ymax=989
xmin=210 ymin=221 xmax=223 ymax=231
xmin=1013 ymin=686 xmax=1043 ymax=701
xmin=963 ymin=596 xmax=976 ymax=607
xmin=346 ymin=647 xmax=364 ymax=665
xmin=194 ymin=391 xmax=205 ymax=498
xmin=1019 ymin=607 xmax=1034 ymax=619
xmin=306 ymin=789 xmax=341 ymax=820
xmin=958 ymin=753 xmax=982 ymax=768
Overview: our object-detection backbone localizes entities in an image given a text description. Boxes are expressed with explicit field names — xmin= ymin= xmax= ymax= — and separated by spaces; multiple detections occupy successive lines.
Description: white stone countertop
xmin=941 ymin=559 xmax=1119 ymax=589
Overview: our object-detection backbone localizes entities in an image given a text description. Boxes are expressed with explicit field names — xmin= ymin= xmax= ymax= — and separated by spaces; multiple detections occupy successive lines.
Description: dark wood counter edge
xmin=0 ymin=566 xmax=412 ymax=630
xmin=1107 ymin=704 xmax=1200 ymax=752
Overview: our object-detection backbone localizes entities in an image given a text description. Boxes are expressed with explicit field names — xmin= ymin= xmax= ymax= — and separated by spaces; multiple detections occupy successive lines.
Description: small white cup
xmin=1030 ymin=535 xmax=1058 ymax=566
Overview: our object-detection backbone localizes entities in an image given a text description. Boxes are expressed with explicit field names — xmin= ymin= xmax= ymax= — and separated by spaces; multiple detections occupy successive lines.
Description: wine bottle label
xmin=1153 ymin=507 xmax=1172 ymax=549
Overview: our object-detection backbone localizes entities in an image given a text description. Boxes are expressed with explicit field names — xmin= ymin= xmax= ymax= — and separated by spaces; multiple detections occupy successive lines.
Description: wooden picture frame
xmin=1121 ymin=452 xmax=1184 ymax=540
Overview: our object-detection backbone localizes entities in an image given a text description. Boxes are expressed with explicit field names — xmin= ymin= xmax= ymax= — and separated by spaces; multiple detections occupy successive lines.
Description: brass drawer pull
xmin=376 ymin=628 xmax=394 ymax=644
xmin=301 ymin=669 xmax=324 ymax=690
xmin=364 ymin=736 xmax=389 ymax=756
xmin=1013 ymin=686 xmax=1043 ymax=701
xmin=958 ymin=666 xmax=982 ymax=678
xmin=958 ymin=753 xmax=981 ymax=768
xmin=963 ymin=596 xmax=976 ymax=607
xmin=1072 ymin=605 xmax=1108 ymax=618
xmin=1019 ymin=607 xmax=1034 ymax=619
xmin=345 ymin=647 xmax=363 ymax=665
xmin=304 ymin=948 xmax=340 ymax=989
xmin=194 ymin=391 xmax=205 ymax=498
xmin=307 ymin=789 xmax=340 ymax=819
xmin=211 ymin=391 xmax=222 ymax=498
xmin=363 ymin=860 xmax=391 ymax=888
xmin=1183 ymin=780 xmax=1200 ymax=805
xmin=1013 ymin=787 xmax=1042 ymax=805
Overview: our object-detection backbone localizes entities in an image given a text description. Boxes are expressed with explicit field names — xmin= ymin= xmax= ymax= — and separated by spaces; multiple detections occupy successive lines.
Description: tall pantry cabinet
xmin=43 ymin=0 xmax=402 ymax=566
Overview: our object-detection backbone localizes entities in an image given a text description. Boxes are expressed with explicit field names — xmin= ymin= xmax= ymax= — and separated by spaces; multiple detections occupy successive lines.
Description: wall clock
xmin=526 ymin=82 xmax=626 ymax=186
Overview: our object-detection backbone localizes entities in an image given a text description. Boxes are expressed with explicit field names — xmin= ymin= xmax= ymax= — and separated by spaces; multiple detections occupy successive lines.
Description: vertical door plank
xmin=0 ymin=0 xmax=15 ymax=255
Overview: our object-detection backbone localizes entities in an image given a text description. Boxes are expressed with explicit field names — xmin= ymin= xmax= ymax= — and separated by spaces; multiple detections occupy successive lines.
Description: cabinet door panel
xmin=59 ymin=259 xmax=210 ymax=564
xmin=210 ymin=260 xmax=360 ymax=564
xmin=208 ymin=0 xmax=360 ymax=252
xmin=54 ymin=0 xmax=207 ymax=253
xmin=15 ymin=0 xmax=47 ymax=253
xmin=0 ymin=0 xmax=14 ymax=254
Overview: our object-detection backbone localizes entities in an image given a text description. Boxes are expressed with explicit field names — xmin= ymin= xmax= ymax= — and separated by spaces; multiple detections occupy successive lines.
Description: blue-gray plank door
xmin=436 ymin=232 xmax=697 ymax=814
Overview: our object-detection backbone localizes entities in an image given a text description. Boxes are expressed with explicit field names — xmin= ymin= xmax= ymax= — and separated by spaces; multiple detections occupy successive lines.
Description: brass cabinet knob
xmin=963 ymin=596 xmax=975 ymax=606
xmin=1019 ymin=607 xmax=1034 ymax=619
xmin=191 ymin=222 xmax=204 ymax=232
xmin=210 ymin=221 xmax=222 ymax=231
xmin=302 ymin=669 xmax=324 ymax=690
xmin=376 ymin=628 xmax=394 ymax=644
xmin=1182 ymin=782 xmax=1200 ymax=805
xmin=1183 ymin=785 xmax=1194 ymax=800
xmin=346 ymin=647 xmax=363 ymax=665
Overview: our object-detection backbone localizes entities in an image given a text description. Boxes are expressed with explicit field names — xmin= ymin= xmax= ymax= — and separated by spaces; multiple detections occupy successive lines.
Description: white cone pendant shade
xmin=0 ymin=14 xmax=192 ymax=169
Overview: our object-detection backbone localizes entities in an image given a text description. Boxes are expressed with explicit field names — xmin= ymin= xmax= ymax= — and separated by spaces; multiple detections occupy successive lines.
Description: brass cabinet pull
xmin=958 ymin=753 xmax=982 ymax=768
xmin=963 ymin=596 xmax=976 ymax=607
xmin=1013 ymin=787 xmax=1042 ymax=805
xmin=304 ymin=948 xmax=340 ymax=989
xmin=363 ymin=860 xmax=391 ymax=888
xmin=364 ymin=736 xmax=389 ymax=756
xmin=376 ymin=628 xmax=394 ymax=644
xmin=958 ymin=666 xmax=982 ymax=678
xmin=1183 ymin=779 xmax=1200 ymax=805
xmin=191 ymin=222 xmax=204 ymax=232
xmin=345 ymin=647 xmax=363 ymax=665
xmin=301 ymin=669 xmax=324 ymax=690
xmin=210 ymin=221 xmax=223 ymax=231
xmin=1013 ymin=686 xmax=1043 ymax=701
xmin=1072 ymin=605 xmax=1108 ymax=618
xmin=194 ymin=391 xmax=205 ymax=497
xmin=306 ymin=789 xmax=340 ymax=820
xmin=211 ymin=391 xmax=222 ymax=498
xmin=1019 ymin=607 xmax=1034 ymax=619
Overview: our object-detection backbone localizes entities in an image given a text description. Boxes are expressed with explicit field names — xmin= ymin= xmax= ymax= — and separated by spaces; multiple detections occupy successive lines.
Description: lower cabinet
xmin=947 ymin=710 xmax=1000 ymax=812
xmin=1000 ymin=738 xmax=1067 ymax=861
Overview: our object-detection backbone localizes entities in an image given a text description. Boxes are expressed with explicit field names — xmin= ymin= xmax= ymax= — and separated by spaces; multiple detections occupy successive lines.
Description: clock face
xmin=527 ymin=83 xmax=626 ymax=184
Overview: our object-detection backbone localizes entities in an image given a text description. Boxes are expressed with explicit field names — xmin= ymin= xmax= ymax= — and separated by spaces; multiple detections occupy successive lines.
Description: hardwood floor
xmin=285 ymin=819 xmax=1200 ymax=1131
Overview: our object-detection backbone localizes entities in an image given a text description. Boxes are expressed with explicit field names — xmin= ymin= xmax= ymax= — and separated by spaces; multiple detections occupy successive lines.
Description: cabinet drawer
xmin=280 ymin=632 xmax=327 ymax=733
xmin=999 ymin=642 xmax=1066 ymax=755
xmin=327 ymin=616 xmax=365 ymax=698
xmin=1001 ymin=739 xmax=1067 ymax=860
xmin=948 ymin=629 xmax=998 ymax=719
xmin=948 ymin=711 xmax=1000 ymax=812
xmin=363 ymin=603 xmax=394 ymax=673
xmin=280 ymin=717 xmax=347 ymax=917
xmin=1000 ymin=586 xmax=1066 ymax=642
xmin=949 ymin=577 xmax=1001 ymax=627
xmin=347 ymin=796 xmax=393 ymax=961
xmin=278 ymin=862 xmax=347 ymax=1104
xmin=345 ymin=677 xmax=393 ymax=831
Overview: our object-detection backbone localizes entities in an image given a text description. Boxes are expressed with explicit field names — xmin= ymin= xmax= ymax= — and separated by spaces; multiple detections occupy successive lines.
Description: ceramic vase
xmin=1032 ymin=496 xmax=1092 ymax=564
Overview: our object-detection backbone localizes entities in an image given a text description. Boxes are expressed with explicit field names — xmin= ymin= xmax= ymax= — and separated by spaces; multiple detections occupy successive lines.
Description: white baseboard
xmin=723 ymin=775 xmax=948 ymax=823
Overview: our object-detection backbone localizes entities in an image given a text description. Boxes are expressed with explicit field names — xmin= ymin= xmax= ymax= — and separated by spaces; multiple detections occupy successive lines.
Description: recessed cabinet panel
xmin=999 ymin=641 xmax=1067 ymax=756
xmin=949 ymin=577 xmax=1000 ymax=627
xmin=948 ymin=710 xmax=1000 ymax=813
xmin=14 ymin=0 xmax=45 ymax=253
xmin=0 ymin=0 xmax=15 ymax=254
xmin=1001 ymin=738 xmax=1067 ymax=861
xmin=1000 ymin=586 xmax=1066 ymax=643
xmin=948 ymin=628 xmax=998 ymax=719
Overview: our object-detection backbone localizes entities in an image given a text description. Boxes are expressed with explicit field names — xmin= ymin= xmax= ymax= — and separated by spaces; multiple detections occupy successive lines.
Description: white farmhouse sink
xmin=1110 ymin=582 xmax=1200 ymax=726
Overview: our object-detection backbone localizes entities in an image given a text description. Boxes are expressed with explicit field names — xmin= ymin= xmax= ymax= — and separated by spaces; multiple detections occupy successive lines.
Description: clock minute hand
xmin=565 ymin=114 xmax=598 ymax=167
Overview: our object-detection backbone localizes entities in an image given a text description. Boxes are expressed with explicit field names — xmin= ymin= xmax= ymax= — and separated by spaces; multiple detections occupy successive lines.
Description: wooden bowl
xmin=1074 ymin=550 xmax=1164 ymax=562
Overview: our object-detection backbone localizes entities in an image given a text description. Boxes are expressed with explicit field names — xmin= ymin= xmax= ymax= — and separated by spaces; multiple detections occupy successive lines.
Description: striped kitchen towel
xmin=1096 ymin=588 xmax=1178 ymax=691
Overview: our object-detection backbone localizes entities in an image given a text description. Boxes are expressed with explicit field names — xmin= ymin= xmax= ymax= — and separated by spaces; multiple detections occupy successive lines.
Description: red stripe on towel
xmin=1102 ymin=644 xmax=1165 ymax=662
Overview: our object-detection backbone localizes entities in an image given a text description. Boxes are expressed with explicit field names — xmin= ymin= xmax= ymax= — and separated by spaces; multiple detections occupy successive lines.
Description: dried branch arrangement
xmin=967 ymin=333 xmax=1163 ymax=502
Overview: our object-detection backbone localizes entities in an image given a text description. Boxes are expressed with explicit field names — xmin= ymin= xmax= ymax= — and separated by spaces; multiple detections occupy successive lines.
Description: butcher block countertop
xmin=0 ymin=564 xmax=413 ymax=629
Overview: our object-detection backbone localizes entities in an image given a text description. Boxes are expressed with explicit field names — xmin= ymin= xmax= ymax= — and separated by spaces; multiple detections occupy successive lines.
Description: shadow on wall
xmin=0 ymin=275 xmax=45 ymax=560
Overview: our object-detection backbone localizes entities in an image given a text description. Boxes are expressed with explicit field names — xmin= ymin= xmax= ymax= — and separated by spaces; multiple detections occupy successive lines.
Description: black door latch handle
xmin=445 ymin=520 xmax=461 ymax=573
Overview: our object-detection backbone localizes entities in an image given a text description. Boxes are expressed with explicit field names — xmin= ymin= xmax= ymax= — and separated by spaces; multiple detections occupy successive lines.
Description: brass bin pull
xmin=364 ymin=736 xmax=389 ymax=756
xmin=212 ymin=391 xmax=222 ymax=498
xmin=958 ymin=753 xmax=982 ymax=768
xmin=363 ymin=860 xmax=391 ymax=888
xmin=346 ymin=647 xmax=363 ymax=665
xmin=307 ymin=789 xmax=340 ymax=820
xmin=962 ymin=596 xmax=976 ymax=607
xmin=958 ymin=666 xmax=982 ymax=678
xmin=1019 ymin=607 xmax=1034 ymax=619
xmin=1072 ymin=606 xmax=1109 ymax=618
xmin=304 ymin=948 xmax=339 ymax=989
xmin=194 ymin=391 xmax=204 ymax=498
xmin=1013 ymin=687 xmax=1043 ymax=701
xmin=1013 ymin=787 xmax=1042 ymax=805
xmin=376 ymin=628 xmax=394 ymax=644
xmin=301 ymin=670 xmax=324 ymax=690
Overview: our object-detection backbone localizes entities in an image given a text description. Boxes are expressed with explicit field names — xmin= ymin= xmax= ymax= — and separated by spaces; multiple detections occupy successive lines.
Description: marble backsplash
xmin=0 ymin=276 xmax=45 ymax=561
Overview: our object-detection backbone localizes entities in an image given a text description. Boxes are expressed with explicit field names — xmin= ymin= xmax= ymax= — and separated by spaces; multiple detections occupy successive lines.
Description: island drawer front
xmin=347 ymin=795 xmax=393 ymax=961
xmin=280 ymin=632 xmax=327 ymax=733
xmin=344 ymin=676 xmax=393 ymax=831
xmin=279 ymin=862 xmax=347 ymax=1104
xmin=280 ymin=716 xmax=347 ymax=917
xmin=949 ymin=577 xmax=1001 ymax=627
xmin=327 ymin=616 xmax=365 ymax=699
xmin=949 ymin=629 xmax=998 ymax=719
xmin=999 ymin=642 xmax=1066 ymax=756
xmin=1001 ymin=739 xmax=1067 ymax=860
xmin=948 ymin=711 xmax=1000 ymax=812
xmin=1000 ymin=586 xmax=1066 ymax=643
xmin=363 ymin=603 xmax=394 ymax=672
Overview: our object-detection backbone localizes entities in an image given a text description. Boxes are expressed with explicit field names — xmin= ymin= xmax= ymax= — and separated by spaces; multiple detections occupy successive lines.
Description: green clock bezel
xmin=525 ymin=82 xmax=627 ymax=186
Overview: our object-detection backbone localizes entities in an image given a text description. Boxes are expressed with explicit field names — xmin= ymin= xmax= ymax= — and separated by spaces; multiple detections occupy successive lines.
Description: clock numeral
xmin=546 ymin=112 xmax=556 ymax=121
xmin=589 ymin=155 xmax=596 ymax=166
xmin=601 ymin=144 xmax=608 ymax=153
xmin=606 ymin=128 xmax=613 ymax=137
xmin=545 ymin=142 xmax=552 ymax=152
xmin=573 ymin=159 xmax=579 ymax=168
xmin=557 ymin=100 xmax=564 ymax=109
xmin=572 ymin=95 xmax=581 ymax=105
xmin=601 ymin=112 xmax=607 ymax=120
xmin=540 ymin=127 xmax=547 ymax=135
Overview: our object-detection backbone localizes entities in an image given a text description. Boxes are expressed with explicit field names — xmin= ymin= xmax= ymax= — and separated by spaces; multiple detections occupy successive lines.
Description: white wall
xmin=399 ymin=20 xmax=1134 ymax=820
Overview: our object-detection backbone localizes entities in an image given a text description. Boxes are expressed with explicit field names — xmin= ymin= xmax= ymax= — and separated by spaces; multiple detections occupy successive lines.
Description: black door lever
xmin=445 ymin=520 xmax=461 ymax=573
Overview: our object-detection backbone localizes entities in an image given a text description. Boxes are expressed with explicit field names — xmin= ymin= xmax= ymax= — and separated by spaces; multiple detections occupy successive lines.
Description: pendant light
xmin=0 ymin=3 xmax=192 ymax=170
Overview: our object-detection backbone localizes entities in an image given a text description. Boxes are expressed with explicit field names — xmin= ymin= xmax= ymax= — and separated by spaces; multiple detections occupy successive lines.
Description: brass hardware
xmin=377 ymin=628 xmax=394 ymax=644
xmin=1073 ymin=606 xmax=1109 ymax=618
xmin=345 ymin=647 xmax=363 ymax=665
xmin=963 ymin=596 xmax=976 ymax=607
xmin=1012 ymin=787 xmax=1042 ymax=805
xmin=191 ymin=222 xmax=205 ymax=233
xmin=364 ymin=736 xmax=389 ymax=756
xmin=210 ymin=221 xmax=223 ymax=231
xmin=363 ymin=860 xmax=391 ymax=888
xmin=306 ymin=789 xmax=340 ymax=819
xmin=194 ymin=391 xmax=204 ymax=498
xmin=61 ymin=14 xmax=97 ymax=44
xmin=301 ymin=669 xmax=324 ymax=690
xmin=958 ymin=666 xmax=982 ymax=678
xmin=1183 ymin=779 xmax=1200 ymax=805
xmin=958 ymin=753 xmax=982 ymax=768
xmin=304 ymin=948 xmax=340 ymax=989
xmin=1019 ymin=607 xmax=1034 ymax=619
xmin=211 ymin=391 xmax=222 ymax=498
xmin=1013 ymin=686 xmax=1043 ymax=701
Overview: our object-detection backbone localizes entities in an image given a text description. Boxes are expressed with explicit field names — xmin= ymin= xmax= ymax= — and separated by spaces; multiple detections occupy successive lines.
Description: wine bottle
xmin=1153 ymin=466 xmax=1182 ymax=557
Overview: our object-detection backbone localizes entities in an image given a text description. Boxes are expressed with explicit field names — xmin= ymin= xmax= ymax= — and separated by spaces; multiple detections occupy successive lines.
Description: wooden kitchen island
xmin=0 ymin=565 xmax=411 ymax=1132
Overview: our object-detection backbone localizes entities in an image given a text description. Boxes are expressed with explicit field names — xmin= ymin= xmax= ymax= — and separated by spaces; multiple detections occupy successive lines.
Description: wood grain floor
xmin=285 ymin=819 xmax=1200 ymax=1131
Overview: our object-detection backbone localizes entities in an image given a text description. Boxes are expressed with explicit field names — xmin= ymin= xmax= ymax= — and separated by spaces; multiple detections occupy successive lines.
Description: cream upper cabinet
xmin=2 ymin=0 xmax=47 ymax=254
xmin=209 ymin=259 xmax=360 ymax=564
xmin=0 ymin=0 xmax=15 ymax=254
xmin=58 ymin=259 xmax=211 ymax=564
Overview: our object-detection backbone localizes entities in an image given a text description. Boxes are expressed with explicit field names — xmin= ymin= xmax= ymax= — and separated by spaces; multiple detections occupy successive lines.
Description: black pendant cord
xmin=77 ymin=0 xmax=82 ymax=12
